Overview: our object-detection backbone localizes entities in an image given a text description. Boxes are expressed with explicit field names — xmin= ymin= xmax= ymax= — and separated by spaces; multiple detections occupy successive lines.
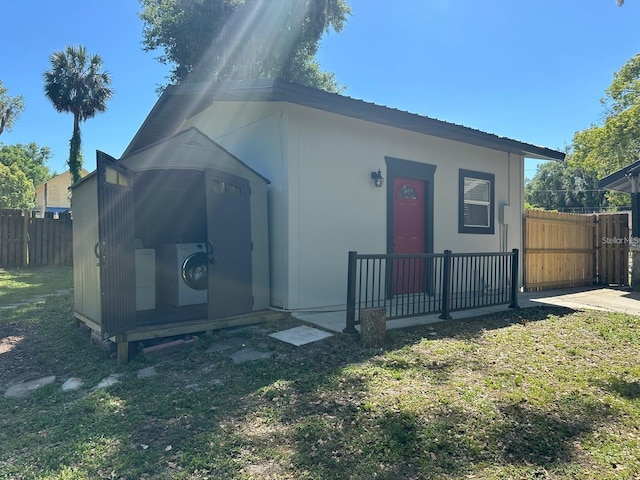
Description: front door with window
xmin=392 ymin=177 xmax=426 ymax=293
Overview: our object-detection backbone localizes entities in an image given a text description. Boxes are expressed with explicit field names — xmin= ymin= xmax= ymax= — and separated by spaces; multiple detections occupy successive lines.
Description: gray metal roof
xmin=122 ymin=78 xmax=566 ymax=161
xmin=599 ymin=159 xmax=640 ymax=194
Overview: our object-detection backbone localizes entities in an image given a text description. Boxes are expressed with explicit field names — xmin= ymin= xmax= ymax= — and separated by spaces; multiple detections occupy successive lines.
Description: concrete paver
xmin=521 ymin=286 xmax=640 ymax=316
xmin=4 ymin=376 xmax=56 ymax=399
xmin=269 ymin=326 xmax=333 ymax=346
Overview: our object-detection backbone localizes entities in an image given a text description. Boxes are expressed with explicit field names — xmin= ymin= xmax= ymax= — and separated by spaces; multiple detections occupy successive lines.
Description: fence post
xmin=439 ymin=250 xmax=452 ymax=320
xmin=509 ymin=248 xmax=520 ymax=309
xmin=344 ymin=251 xmax=358 ymax=334
xmin=22 ymin=210 xmax=29 ymax=266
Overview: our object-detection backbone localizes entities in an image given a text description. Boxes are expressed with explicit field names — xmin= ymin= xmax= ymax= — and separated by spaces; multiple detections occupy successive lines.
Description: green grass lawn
xmin=0 ymin=266 xmax=73 ymax=305
xmin=1 ymin=266 xmax=640 ymax=479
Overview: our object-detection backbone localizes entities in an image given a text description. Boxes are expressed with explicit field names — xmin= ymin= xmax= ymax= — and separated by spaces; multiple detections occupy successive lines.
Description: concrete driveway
xmin=521 ymin=286 xmax=640 ymax=316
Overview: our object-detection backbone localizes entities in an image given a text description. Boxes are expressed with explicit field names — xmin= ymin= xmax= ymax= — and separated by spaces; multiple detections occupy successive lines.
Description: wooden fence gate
xmin=523 ymin=210 xmax=629 ymax=291
xmin=0 ymin=209 xmax=73 ymax=267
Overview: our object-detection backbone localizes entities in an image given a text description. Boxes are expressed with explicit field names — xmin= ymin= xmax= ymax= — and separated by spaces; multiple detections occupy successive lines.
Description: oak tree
xmin=138 ymin=0 xmax=350 ymax=91
xmin=0 ymin=143 xmax=53 ymax=188
xmin=527 ymin=53 xmax=640 ymax=210
xmin=0 ymin=81 xmax=25 ymax=136
xmin=0 ymin=163 xmax=35 ymax=209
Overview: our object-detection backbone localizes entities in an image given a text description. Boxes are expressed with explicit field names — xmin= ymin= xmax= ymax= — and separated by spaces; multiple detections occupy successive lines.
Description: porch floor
xmin=293 ymin=286 xmax=640 ymax=333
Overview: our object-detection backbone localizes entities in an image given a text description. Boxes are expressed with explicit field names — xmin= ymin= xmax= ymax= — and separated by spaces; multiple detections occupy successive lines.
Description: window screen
xmin=458 ymin=169 xmax=494 ymax=234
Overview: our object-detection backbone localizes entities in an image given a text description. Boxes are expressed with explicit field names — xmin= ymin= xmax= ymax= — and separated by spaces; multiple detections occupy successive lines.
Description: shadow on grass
xmin=0 ymin=295 xmax=609 ymax=479
xmin=600 ymin=376 xmax=640 ymax=400
xmin=492 ymin=395 xmax=615 ymax=466
xmin=0 ymin=294 xmax=115 ymax=391
xmin=405 ymin=305 xmax=577 ymax=342
xmin=283 ymin=391 xmax=616 ymax=479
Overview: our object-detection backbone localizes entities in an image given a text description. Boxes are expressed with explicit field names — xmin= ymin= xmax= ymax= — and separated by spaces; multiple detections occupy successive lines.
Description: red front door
xmin=393 ymin=177 xmax=426 ymax=293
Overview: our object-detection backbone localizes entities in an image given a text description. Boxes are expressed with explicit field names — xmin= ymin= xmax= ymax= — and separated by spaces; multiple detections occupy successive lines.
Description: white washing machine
xmin=163 ymin=243 xmax=208 ymax=306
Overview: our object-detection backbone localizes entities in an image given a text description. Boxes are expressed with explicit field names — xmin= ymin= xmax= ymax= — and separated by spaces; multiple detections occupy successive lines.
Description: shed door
xmin=205 ymin=170 xmax=253 ymax=319
xmin=96 ymin=151 xmax=136 ymax=338
xmin=393 ymin=177 xmax=426 ymax=293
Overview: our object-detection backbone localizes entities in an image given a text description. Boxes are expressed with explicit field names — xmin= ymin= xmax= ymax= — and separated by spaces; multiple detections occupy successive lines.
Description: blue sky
xmin=1 ymin=0 xmax=639 ymax=179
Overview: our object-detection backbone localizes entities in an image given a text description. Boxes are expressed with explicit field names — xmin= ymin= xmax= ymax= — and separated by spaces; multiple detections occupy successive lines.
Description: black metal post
xmin=439 ymin=250 xmax=452 ymax=319
xmin=509 ymin=248 xmax=520 ymax=309
xmin=344 ymin=251 xmax=358 ymax=334
xmin=632 ymin=192 xmax=640 ymax=239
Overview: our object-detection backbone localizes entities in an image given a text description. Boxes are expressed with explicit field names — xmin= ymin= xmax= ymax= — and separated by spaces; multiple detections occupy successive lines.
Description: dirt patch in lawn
xmin=0 ymin=321 xmax=51 ymax=392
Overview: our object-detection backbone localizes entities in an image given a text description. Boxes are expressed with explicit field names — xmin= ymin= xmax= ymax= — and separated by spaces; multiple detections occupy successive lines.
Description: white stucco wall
xmin=182 ymin=101 xmax=525 ymax=311
xmin=285 ymin=104 xmax=524 ymax=309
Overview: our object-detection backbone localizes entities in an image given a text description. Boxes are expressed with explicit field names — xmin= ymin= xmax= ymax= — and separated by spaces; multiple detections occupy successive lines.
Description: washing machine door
xmin=181 ymin=252 xmax=208 ymax=290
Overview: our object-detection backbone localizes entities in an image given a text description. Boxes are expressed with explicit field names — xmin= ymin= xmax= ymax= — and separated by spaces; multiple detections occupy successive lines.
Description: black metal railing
xmin=344 ymin=249 xmax=519 ymax=333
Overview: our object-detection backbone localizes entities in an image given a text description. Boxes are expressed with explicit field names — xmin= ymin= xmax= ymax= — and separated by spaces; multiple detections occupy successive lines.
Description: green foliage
xmin=0 ymin=163 xmax=35 ymax=209
xmin=0 ymin=80 xmax=25 ymax=135
xmin=138 ymin=0 xmax=351 ymax=91
xmin=525 ymin=159 xmax=615 ymax=212
xmin=605 ymin=53 xmax=640 ymax=114
xmin=528 ymin=53 xmax=640 ymax=211
xmin=43 ymin=45 xmax=113 ymax=183
xmin=0 ymin=143 xmax=53 ymax=187
xmin=568 ymin=54 xmax=640 ymax=209
xmin=69 ymin=119 xmax=83 ymax=186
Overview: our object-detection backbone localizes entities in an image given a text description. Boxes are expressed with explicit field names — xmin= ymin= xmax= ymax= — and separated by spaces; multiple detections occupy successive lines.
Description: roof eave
xmin=123 ymin=78 xmax=566 ymax=162
xmin=599 ymin=159 xmax=640 ymax=194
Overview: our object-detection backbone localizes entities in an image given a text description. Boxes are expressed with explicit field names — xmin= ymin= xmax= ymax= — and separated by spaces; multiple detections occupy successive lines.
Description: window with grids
xmin=459 ymin=169 xmax=494 ymax=234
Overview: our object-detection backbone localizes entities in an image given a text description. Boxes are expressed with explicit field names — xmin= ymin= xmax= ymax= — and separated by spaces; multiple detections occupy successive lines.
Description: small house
xmin=35 ymin=169 xmax=89 ymax=217
xmin=72 ymin=78 xmax=565 ymax=360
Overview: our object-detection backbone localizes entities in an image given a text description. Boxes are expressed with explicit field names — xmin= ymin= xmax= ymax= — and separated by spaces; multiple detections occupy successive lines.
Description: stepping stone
xmin=94 ymin=374 xmax=121 ymax=390
xmin=269 ymin=326 xmax=333 ymax=346
xmin=137 ymin=366 xmax=156 ymax=379
xmin=4 ymin=375 xmax=56 ymax=399
xmin=62 ymin=377 xmax=83 ymax=391
xmin=229 ymin=348 xmax=273 ymax=364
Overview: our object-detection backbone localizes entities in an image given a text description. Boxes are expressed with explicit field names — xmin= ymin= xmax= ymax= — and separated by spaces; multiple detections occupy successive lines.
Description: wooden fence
xmin=0 ymin=209 xmax=73 ymax=267
xmin=523 ymin=210 xmax=629 ymax=291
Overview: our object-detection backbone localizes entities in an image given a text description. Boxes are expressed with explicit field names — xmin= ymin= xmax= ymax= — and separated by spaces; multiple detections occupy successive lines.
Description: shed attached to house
xmin=122 ymin=78 xmax=565 ymax=312
xmin=71 ymin=128 xmax=271 ymax=361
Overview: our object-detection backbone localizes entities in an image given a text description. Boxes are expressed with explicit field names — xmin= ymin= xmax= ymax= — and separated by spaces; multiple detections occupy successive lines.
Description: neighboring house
xmin=122 ymin=78 xmax=564 ymax=310
xmin=35 ymin=169 xmax=89 ymax=217
xmin=71 ymin=78 xmax=565 ymax=357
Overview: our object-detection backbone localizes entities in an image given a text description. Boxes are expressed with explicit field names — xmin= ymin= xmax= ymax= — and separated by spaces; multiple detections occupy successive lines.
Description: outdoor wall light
xmin=371 ymin=169 xmax=384 ymax=188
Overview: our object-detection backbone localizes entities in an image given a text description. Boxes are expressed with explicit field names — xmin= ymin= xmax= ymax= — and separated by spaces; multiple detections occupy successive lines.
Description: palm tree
xmin=43 ymin=46 xmax=113 ymax=183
